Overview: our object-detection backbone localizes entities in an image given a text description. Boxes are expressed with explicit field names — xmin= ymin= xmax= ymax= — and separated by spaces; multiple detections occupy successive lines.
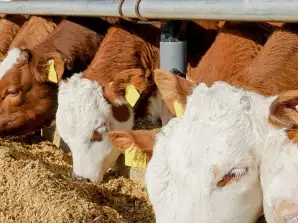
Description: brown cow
xmin=107 ymin=22 xmax=298 ymax=163
xmin=9 ymin=16 xmax=60 ymax=51
xmin=188 ymin=22 xmax=298 ymax=97
xmin=0 ymin=16 xmax=60 ymax=80
xmin=188 ymin=22 xmax=266 ymax=84
xmin=0 ymin=17 xmax=115 ymax=135
xmin=0 ymin=15 xmax=27 ymax=60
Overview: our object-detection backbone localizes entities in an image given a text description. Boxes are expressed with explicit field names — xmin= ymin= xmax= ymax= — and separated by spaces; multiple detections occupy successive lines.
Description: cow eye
xmin=6 ymin=89 xmax=19 ymax=97
xmin=216 ymin=168 xmax=248 ymax=188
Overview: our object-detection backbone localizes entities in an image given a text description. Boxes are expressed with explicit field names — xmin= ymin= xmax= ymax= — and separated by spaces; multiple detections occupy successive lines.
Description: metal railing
xmin=0 ymin=0 xmax=297 ymax=22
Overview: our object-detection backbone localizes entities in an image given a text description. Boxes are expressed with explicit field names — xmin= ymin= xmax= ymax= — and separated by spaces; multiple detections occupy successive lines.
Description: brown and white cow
xmin=0 ymin=16 xmax=115 ymax=135
xmin=107 ymin=23 xmax=298 ymax=223
xmin=0 ymin=14 xmax=27 ymax=61
xmin=0 ymin=16 xmax=60 ymax=80
xmin=55 ymin=20 xmax=220 ymax=182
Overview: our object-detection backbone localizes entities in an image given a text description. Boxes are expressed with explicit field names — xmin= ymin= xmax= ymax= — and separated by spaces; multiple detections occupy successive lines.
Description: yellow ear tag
xmin=47 ymin=59 xmax=58 ymax=83
xmin=173 ymin=100 xmax=185 ymax=118
xmin=124 ymin=145 xmax=147 ymax=168
xmin=125 ymin=84 xmax=140 ymax=107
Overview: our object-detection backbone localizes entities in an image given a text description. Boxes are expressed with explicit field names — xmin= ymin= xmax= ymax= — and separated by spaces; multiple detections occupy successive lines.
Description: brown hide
xmin=0 ymin=17 xmax=113 ymax=135
xmin=83 ymin=20 xmax=218 ymax=121
xmin=239 ymin=25 xmax=298 ymax=96
xmin=188 ymin=22 xmax=265 ymax=86
xmin=9 ymin=16 xmax=59 ymax=51
xmin=0 ymin=15 xmax=27 ymax=60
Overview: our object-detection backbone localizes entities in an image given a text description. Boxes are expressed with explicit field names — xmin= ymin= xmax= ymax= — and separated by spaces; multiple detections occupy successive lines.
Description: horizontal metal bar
xmin=0 ymin=0 xmax=298 ymax=22
xmin=0 ymin=1 xmax=121 ymax=17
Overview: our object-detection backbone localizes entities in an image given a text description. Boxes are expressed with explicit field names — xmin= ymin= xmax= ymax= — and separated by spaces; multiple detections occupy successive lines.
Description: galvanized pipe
xmin=0 ymin=0 xmax=297 ymax=22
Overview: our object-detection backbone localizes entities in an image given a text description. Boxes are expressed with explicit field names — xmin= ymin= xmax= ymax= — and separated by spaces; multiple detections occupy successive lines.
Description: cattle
xmin=55 ymin=20 xmax=220 ymax=183
xmin=107 ymin=33 xmax=298 ymax=222
xmin=109 ymin=74 xmax=277 ymax=222
xmin=0 ymin=16 xmax=59 ymax=80
xmin=187 ymin=22 xmax=266 ymax=83
xmin=55 ymin=22 xmax=161 ymax=183
xmin=189 ymin=22 xmax=298 ymax=97
xmin=0 ymin=17 xmax=114 ymax=136
xmin=0 ymin=14 xmax=27 ymax=62
xmin=8 ymin=16 xmax=60 ymax=52
xmin=260 ymin=90 xmax=298 ymax=223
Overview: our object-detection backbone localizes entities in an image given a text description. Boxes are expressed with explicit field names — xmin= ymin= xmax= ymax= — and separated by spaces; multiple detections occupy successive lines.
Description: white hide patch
xmin=56 ymin=73 xmax=134 ymax=182
xmin=261 ymin=129 xmax=298 ymax=223
xmin=145 ymin=81 xmax=277 ymax=223
xmin=0 ymin=48 xmax=22 ymax=80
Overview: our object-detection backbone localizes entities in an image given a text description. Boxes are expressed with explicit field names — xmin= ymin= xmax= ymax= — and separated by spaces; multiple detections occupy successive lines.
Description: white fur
xmin=145 ymin=81 xmax=277 ymax=223
xmin=56 ymin=73 xmax=134 ymax=182
xmin=261 ymin=129 xmax=298 ymax=223
xmin=0 ymin=48 xmax=22 ymax=80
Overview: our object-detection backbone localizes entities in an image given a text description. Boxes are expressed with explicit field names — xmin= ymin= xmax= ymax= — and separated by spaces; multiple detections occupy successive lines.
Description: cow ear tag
xmin=173 ymin=100 xmax=185 ymax=118
xmin=124 ymin=144 xmax=147 ymax=168
xmin=125 ymin=84 xmax=140 ymax=107
xmin=47 ymin=59 xmax=58 ymax=83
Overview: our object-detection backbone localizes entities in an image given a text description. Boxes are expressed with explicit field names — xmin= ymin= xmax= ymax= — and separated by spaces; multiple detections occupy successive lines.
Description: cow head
xmin=260 ymin=90 xmax=298 ymax=223
xmin=55 ymin=70 xmax=140 ymax=183
xmin=110 ymin=69 xmax=279 ymax=222
xmin=0 ymin=48 xmax=64 ymax=135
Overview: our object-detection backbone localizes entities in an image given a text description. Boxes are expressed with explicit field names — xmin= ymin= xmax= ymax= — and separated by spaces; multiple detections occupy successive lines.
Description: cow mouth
xmin=285 ymin=213 xmax=298 ymax=223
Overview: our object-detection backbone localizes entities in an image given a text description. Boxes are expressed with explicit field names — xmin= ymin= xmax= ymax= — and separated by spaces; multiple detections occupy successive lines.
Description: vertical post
xmin=160 ymin=20 xmax=187 ymax=76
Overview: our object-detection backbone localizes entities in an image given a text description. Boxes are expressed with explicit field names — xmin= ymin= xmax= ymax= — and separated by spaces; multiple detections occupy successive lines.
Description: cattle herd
xmin=0 ymin=11 xmax=298 ymax=223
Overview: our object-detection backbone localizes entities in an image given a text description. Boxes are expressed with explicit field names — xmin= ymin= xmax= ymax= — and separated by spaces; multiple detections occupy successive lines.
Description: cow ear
xmin=108 ymin=130 xmax=157 ymax=162
xmin=33 ymin=52 xmax=65 ymax=84
xmin=269 ymin=90 xmax=298 ymax=143
xmin=269 ymin=90 xmax=298 ymax=129
xmin=103 ymin=68 xmax=150 ymax=107
xmin=153 ymin=69 xmax=196 ymax=118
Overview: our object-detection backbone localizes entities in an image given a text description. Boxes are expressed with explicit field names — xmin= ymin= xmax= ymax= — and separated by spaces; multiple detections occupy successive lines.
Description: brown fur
xmin=9 ymin=16 xmax=59 ymax=51
xmin=0 ymin=15 xmax=27 ymax=60
xmin=237 ymin=27 xmax=298 ymax=96
xmin=185 ymin=20 xmax=219 ymax=69
xmin=153 ymin=69 xmax=195 ymax=116
xmin=28 ymin=18 xmax=111 ymax=82
xmin=269 ymin=90 xmax=298 ymax=129
xmin=268 ymin=90 xmax=298 ymax=143
xmin=0 ymin=17 xmax=114 ymax=136
xmin=109 ymin=130 xmax=156 ymax=161
xmin=83 ymin=20 xmax=218 ymax=123
xmin=82 ymin=25 xmax=160 ymax=86
xmin=187 ymin=22 xmax=298 ymax=98
xmin=81 ymin=24 xmax=160 ymax=122
xmin=188 ymin=22 xmax=265 ymax=86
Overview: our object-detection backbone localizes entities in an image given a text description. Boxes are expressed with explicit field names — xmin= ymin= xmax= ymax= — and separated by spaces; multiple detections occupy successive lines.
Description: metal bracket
xmin=118 ymin=0 xmax=160 ymax=24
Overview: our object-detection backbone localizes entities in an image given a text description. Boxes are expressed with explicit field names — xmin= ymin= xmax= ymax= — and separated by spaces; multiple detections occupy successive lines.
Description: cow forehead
xmin=57 ymin=73 xmax=111 ymax=139
xmin=0 ymin=48 xmax=22 ymax=80
xmin=154 ymin=83 xmax=269 ymax=181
